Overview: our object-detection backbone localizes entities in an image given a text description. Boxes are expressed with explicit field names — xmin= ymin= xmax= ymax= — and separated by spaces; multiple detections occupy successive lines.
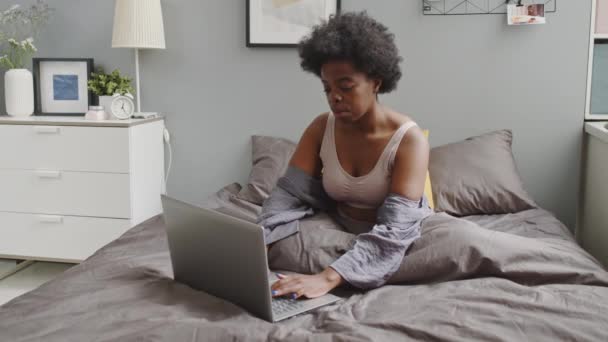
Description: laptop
xmin=161 ymin=195 xmax=342 ymax=322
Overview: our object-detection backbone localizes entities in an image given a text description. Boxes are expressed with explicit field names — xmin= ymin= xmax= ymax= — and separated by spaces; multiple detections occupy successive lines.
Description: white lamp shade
xmin=112 ymin=0 xmax=166 ymax=49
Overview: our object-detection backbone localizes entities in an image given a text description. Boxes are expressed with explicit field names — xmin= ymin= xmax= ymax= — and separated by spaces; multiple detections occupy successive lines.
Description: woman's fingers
xmin=271 ymin=273 xmax=332 ymax=299
xmin=270 ymin=276 xmax=289 ymax=292
xmin=270 ymin=273 xmax=323 ymax=299
xmin=272 ymin=278 xmax=297 ymax=294
xmin=274 ymin=285 xmax=300 ymax=298
xmin=271 ymin=276 xmax=303 ymax=297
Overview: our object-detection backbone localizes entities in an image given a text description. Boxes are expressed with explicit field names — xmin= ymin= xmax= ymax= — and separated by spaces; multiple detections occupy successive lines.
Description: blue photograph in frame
xmin=53 ymin=74 xmax=79 ymax=100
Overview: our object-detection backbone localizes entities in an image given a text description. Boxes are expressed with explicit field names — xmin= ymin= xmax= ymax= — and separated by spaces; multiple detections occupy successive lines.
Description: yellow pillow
xmin=422 ymin=130 xmax=434 ymax=209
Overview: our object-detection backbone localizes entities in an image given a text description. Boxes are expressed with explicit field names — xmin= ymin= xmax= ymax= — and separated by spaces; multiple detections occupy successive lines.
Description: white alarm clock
xmin=110 ymin=93 xmax=135 ymax=119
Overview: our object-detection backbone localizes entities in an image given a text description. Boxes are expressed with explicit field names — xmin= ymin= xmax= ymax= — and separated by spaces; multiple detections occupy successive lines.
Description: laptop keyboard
xmin=271 ymin=297 xmax=306 ymax=315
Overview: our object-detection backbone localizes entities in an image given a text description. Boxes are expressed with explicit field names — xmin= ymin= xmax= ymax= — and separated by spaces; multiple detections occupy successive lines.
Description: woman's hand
xmin=271 ymin=268 xmax=344 ymax=299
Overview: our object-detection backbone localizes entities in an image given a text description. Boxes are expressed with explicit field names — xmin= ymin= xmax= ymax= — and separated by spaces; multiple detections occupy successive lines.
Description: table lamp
xmin=112 ymin=0 xmax=165 ymax=115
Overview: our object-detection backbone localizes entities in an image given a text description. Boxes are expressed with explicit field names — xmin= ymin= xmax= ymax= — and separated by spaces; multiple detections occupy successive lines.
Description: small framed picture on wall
xmin=507 ymin=3 xmax=546 ymax=25
xmin=33 ymin=58 xmax=94 ymax=116
xmin=247 ymin=0 xmax=341 ymax=47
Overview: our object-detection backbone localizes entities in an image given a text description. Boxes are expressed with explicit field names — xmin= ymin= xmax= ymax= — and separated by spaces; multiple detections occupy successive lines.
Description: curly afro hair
xmin=298 ymin=11 xmax=402 ymax=94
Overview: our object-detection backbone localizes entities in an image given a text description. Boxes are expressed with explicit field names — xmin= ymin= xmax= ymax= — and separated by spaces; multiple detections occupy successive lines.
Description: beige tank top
xmin=319 ymin=113 xmax=418 ymax=210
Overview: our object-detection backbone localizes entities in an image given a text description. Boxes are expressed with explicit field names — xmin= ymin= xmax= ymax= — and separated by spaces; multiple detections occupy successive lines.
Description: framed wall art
xmin=247 ymin=0 xmax=341 ymax=47
xmin=33 ymin=58 xmax=94 ymax=116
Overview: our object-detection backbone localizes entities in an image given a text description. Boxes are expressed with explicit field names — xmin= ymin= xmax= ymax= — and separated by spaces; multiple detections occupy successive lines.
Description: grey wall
xmin=1 ymin=0 xmax=590 ymax=229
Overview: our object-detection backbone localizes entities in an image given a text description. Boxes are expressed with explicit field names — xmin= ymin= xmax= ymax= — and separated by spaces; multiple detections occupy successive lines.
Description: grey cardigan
xmin=257 ymin=166 xmax=432 ymax=289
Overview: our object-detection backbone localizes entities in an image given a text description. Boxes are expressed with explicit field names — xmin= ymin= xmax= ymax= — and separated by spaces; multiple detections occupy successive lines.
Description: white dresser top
xmin=0 ymin=115 xmax=164 ymax=127
xmin=585 ymin=121 xmax=608 ymax=144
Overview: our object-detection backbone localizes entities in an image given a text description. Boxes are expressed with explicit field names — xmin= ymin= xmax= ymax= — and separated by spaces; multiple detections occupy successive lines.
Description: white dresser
xmin=578 ymin=122 xmax=608 ymax=268
xmin=0 ymin=115 xmax=165 ymax=263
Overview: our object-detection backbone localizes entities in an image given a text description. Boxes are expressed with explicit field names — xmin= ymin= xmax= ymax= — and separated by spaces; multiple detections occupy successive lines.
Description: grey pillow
xmin=429 ymin=129 xmax=537 ymax=216
xmin=237 ymin=135 xmax=297 ymax=205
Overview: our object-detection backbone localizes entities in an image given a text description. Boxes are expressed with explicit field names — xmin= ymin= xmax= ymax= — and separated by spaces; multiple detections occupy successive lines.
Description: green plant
xmin=0 ymin=1 xmax=53 ymax=70
xmin=0 ymin=38 xmax=36 ymax=69
xmin=87 ymin=67 xmax=135 ymax=96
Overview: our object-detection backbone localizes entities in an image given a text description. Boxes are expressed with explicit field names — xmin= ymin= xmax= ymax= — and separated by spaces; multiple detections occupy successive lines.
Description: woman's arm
xmin=389 ymin=126 xmax=430 ymax=200
xmin=288 ymin=113 xmax=328 ymax=178
xmin=256 ymin=113 xmax=330 ymax=245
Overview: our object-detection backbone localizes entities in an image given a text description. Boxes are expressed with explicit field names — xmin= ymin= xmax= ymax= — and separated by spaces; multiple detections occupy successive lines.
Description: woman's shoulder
xmin=388 ymin=109 xmax=415 ymax=128
xmin=295 ymin=112 xmax=331 ymax=150
xmin=313 ymin=112 xmax=331 ymax=125
xmin=307 ymin=112 xmax=331 ymax=136
xmin=389 ymin=110 xmax=427 ymax=150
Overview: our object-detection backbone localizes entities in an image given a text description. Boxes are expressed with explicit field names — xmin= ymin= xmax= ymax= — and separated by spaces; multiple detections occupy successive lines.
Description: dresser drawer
xmin=0 ymin=211 xmax=130 ymax=262
xmin=0 ymin=125 xmax=129 ymax=173
xmin=0 ymin=169 xmax=130 ymax=218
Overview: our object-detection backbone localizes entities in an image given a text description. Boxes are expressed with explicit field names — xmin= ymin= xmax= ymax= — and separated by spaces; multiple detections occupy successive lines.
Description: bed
xmin=1 ymin=130 xmax=607 ymax=341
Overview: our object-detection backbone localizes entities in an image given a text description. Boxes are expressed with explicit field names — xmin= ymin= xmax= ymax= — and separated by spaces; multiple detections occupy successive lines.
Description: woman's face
xmin=320 ymin=60 xmax=381 ymax=122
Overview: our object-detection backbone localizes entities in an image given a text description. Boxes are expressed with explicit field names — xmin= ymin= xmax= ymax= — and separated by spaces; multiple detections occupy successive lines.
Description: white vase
xmin=4 ymin=68 xmax=34 ymax=117
xmin=98 ymin=96 xmax=114 ymax=116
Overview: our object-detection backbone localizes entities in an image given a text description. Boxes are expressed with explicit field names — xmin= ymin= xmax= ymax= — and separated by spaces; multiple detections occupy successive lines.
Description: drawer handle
xmin=34 ymin=126 xmax=60 ymax=134
xmin=35 ymin=170 xmax=62 ymax=179
xmin=37 ymin=215 xmax=63 ymax=223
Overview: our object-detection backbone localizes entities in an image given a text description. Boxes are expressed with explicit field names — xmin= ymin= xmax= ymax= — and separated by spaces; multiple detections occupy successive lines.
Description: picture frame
xmin=246 ymin=0 xmax=341 ymax=47
xmin=507 ymin=3 xmax=546 ymax=25
xmin=33 ymin=58 xmax=94 ymax=116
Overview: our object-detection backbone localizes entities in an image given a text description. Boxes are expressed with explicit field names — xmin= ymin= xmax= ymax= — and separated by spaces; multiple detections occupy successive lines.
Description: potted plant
xmin=0 ymin=1 xmax=53 ymax=116
xmin=87 ymin=67 xmax=135 ymax=114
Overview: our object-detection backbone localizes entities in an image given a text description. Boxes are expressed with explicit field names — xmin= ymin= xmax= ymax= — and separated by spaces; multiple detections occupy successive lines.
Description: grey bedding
xmin=1 ymin=183 xmax=607 ymax=341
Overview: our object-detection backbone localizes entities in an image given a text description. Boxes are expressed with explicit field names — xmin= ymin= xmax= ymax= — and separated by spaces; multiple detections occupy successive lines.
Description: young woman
xmin=262 ymin=11 xmax=431 ymax=299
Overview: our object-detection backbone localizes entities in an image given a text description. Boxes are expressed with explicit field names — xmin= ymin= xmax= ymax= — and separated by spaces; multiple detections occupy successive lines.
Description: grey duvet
xmin=1 ymin=183 xmax=607 ymax=341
